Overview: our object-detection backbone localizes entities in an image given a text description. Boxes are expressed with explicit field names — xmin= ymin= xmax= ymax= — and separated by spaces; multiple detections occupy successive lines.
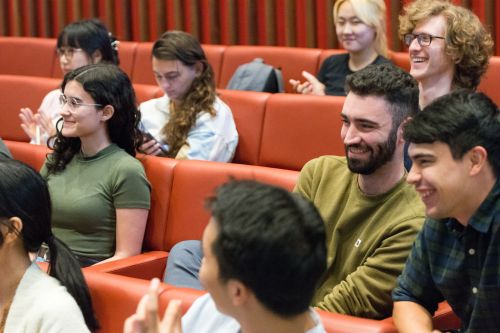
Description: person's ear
xmin=194 ymin=61 xmax=204 ymax=76
xmin=3 ymin=217 xmax=23 ymax=243
xmin=469 ymin=146 xmax=488 ymax=176
xmin=91 ymin=49 xmax=103 ymax=64
xmin=100 ymin=105 xmax=115 ymax=122
xmin=228 ymin=280 xmax=249 ymax=307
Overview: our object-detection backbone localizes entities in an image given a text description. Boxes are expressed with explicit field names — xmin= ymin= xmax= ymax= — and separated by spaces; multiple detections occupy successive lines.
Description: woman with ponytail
xmin=139 ymin=30 xmax=238 ymax=161
xmin=0 ymin=159 xmax=99 ymax=332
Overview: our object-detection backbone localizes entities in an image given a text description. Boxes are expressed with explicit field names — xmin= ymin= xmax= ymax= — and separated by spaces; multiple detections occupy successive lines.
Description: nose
xmin=341 ymin=124 xmax=361 ymax=145
xmin=158 ymin=77 xmax=171 ymax=93
xmin=59 ymin=103 xmax=71 ymax=117
xmin=408 ymin=37 xmax=422 ymax=52
xmin=406 ymin=165 xmax=421 ymax=185
xmin=342 ymin=22 xmax=353 ymax=34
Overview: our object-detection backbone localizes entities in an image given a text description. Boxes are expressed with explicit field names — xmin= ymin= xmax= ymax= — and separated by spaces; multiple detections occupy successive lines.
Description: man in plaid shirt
xmin=392 ymin=90 xmax=500 ymax=332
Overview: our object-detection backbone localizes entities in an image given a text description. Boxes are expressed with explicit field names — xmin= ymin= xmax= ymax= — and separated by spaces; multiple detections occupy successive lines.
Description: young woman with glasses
xmin=40 ymin=63 xmax=150 ymax=268
xmin=0 ymin=159 xmax=99 ymax=332
xmin=290 ymin=0 xmax=390 ymax=96
xmin=19 ymin=19 xmax=119 ymax=145
xmin=139 ymin=31 xmax=238 ymax=161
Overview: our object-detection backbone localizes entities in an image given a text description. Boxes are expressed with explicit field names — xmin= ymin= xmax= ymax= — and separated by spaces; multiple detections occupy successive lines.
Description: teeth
xmin=412 ymin=57 xmax=426 ymax=63
xmin=420 ymin=190 xmax=433 ymax=198
xmin=349 ymin=147 xmax=367 ymax=153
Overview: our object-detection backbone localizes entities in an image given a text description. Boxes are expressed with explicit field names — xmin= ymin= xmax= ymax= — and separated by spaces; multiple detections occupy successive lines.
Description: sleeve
xmin=181 ymin=111 xmax=237 ymax=162
xmin=392 ymin=222 xmax=443 ymax=315
xmin=316 ymin=57 xmax=333 ymax=85
xmin=293 ymin=158 xmax=319 ymax=199
xmin=36 ymin=296 xmax=90 ymax=333
xmin=112 ymin=158 xmax=151 ymax=209
xmin=316 ymin=215 xmax=426 ymax=318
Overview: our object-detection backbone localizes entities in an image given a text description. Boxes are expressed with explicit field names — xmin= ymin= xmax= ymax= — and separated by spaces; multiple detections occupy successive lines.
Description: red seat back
xmin=131 ymin=42 xmax=155 ymax=85
xmin=0 ymin=75 xmax=60 ymax=141
xmin=259 ymin=94 xmax=345 ymax=170
xmin=4 ymin=140 xmax=49 ymax=170
xmin=0 ymin=37 xmax=56 ymax=77
xmin=478 ymin=56 xmax=500 ymax=105
xmin=217 ymin=89 xmax=270 ymax=165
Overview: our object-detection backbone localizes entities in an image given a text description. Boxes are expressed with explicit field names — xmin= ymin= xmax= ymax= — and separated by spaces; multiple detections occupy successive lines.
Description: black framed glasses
xmin=59 ymin=94 xmax=103 ymax=111
xmin=404 ymin=33 xmax=445 ymax=47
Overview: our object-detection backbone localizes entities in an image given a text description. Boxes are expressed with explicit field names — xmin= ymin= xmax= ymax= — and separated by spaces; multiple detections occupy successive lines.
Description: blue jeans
xmin=164 ymin=240 xmax=204 ymax=290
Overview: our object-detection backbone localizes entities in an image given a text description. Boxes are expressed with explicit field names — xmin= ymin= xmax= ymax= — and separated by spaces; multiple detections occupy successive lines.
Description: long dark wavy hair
xmin=0 ymin=159 xmax=99 ymax=331
xmin=152 ymin=30 xmax=216 ymax=158
xmin=46 ymin=64 xmax=142 ymax=174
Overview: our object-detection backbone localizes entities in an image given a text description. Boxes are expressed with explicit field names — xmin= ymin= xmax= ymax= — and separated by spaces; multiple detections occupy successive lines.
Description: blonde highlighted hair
xmin=399 ymin=0 xmax=493 ymax=90
xmin=333 ymin=0 xmax=388 ymax=58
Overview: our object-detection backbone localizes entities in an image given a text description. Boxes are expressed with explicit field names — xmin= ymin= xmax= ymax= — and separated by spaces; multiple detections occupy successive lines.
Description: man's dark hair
xmin=346 ymin=63 xmax=419 ymax=129
xmin=404 ymin=90 xmax=500 ymax=178
xmin=206 ymin=180 xmax=326 ymax=317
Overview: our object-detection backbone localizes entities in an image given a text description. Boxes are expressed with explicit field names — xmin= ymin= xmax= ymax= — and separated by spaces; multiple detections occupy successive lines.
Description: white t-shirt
xmin=182 ymin=294 xmax=326 ymax=333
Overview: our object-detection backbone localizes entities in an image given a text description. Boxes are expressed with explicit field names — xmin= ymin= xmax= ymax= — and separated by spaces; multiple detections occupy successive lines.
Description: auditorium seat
xmin=4 ymin=140 xmax=49 ymax=170
xmin=219 ymin=46 xmax=322 ymax=93
xmin=0 ymin=37 xmax=56 ymax=78
xmin=259 ymin=94 xmax=345 ymax=170
xmin=217 ymin=89 xmax=270 ymax=165
xmin=130 ymin=42 xmax=155 ymax=85
xmin=133 ymin=83 xmax=162 ymax=103
xmin=388 ymin=51 xmax=411 ymax=72
xmin=84 ymin=270 xmax=399 ymax=333
xmin=202 ymin=44 xmax=227 ymax=87
xmin=478 ymin=56 xmax=500 ymax=105
xmin=0 ymin=75 xmax=60 ymax=142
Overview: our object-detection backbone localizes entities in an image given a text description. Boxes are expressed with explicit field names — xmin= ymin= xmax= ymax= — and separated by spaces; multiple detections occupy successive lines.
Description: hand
xmin=124 ymin=278 xmax=183 ymax=333
xmin=289 ymin=71 xmax=326 ymax=96
xmin=139 ymin=139 xmax=163 ymax=156
xmin=19 ymin=108 xmax=55 ymax=143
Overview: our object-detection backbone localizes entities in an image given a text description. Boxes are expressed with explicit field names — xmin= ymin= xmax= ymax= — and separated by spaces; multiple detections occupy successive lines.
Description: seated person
xmin=163 ymin=64 xmax=425 ymax=319
xmin=399 ymin=0 xmax=493 ymax=108
xmin=393 ymin=90 xmax=500 ymax=332
xmin=139 ymin=31 xmax=238 ymax=161
xmin=19 ymin=18 xmax=119 ymax=144
xmin=41 ymin=64 xmax=150 ymax=267
xmin=0 ymin=159 xmax=99 ymax=332
xmin=0 ymin=138 xmax=11 ymax=159
xmin=124 ymin=180 xmax=327 ymax=333
xmin=290 ymin=0 xmax=390 ymax=96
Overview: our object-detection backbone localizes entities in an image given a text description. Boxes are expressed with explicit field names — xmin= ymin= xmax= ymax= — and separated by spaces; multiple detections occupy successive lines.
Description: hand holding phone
xmin=141 ymin=132 xmax=168 ymax=155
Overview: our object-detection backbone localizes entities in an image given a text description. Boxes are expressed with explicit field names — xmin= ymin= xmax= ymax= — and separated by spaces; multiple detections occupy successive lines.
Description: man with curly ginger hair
xmin=399 ymin=0 xmax=493 ymax=108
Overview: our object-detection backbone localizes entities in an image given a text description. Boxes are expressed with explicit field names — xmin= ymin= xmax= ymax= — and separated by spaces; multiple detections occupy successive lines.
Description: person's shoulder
xmin=182 ymin=294 xmax=240 ymax=332
xmin=373 ymin=55 xmax=392 ymax=65
xmin=139 ymin=95 xmax=168 ymax=112
xmin=303 ymin=155 xmax=348 ymax=173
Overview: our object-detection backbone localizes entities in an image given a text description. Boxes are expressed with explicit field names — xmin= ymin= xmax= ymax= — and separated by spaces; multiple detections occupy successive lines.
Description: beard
xmin=345 ymin=126 xmax=398 ymax=175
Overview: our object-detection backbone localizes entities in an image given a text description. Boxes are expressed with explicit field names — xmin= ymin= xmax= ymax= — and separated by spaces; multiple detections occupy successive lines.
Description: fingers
xmin=159 ymin=300 xmax=183 ymax=333
xmin=302 ymin=71 xmax=320 ymax=84
xmin=139 ymin=140 xmax=163 ymax=156
xmin=124 ymin=314 xmax=146 ymax=333
xmin=145 ymin=278 xmax=161 ymax=333
xmin=37 ymin=111 xmax=56 ymax=136
xmin=302 ymin=71 xmax=326 ymax=96
xmin=19 ymin=108 xmax=37 ymax=139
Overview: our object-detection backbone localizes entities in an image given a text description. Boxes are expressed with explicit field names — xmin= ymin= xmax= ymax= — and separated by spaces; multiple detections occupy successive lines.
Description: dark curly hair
xmin=152 ymin=30 xmax=216 ymax=158
xmin=46 ymin=64 xmax=142 ymax=174
xmin=399 ymin=0 xmax=493 ymax=90
xmin=346 ymin=63 xmax=419 ymax=129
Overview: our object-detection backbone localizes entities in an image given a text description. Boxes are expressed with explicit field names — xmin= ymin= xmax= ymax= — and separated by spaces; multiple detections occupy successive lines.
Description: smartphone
xmin=143 ymin=131 xmax=168 ymax=155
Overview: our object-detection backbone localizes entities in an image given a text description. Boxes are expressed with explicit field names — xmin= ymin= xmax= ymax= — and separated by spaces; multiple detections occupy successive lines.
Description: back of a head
xmin=0 ymin=159 xmax=99 ymax=331
xmin=61 ymin=63 xmax=140 ymax=155
xmin=207 ymin=180 xmax=326 ymax=317
xmin=57 ymin=18 xmax=119 ymax=65
xmin=399 ymin=0 xmax=493 ymax=90
xmin=334 ymin=0 xmax=388 ymax=57
xmin=0 ymin=159 xmax=51 ymax=252
xmin=404 ymin=90 xmax=500 ymax=178
xmin=346 ymin=63 xmax=419 ymax=127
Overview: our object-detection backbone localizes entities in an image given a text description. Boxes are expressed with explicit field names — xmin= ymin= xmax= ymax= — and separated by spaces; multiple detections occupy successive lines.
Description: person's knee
xmin=168 ymin=240 xmax=202 ymax=265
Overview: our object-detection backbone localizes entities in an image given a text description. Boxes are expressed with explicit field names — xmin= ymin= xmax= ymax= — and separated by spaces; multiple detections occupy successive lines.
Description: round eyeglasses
xmin=404 ymin=33 xmax=445 ymax=47
xmin=59 ymin=94 xmax=103 ymax=111
xmin=56 ymin=47 xmax=84 ymax=59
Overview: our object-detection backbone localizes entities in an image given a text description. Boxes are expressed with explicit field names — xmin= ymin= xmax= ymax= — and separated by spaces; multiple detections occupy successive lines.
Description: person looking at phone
xmin=41 ymin=64 xmax=150 ymax=267
xmin=19 ymin=19 xmax=119 ymax=145
xmin=139 ymin=30 xmax=238 ymax=161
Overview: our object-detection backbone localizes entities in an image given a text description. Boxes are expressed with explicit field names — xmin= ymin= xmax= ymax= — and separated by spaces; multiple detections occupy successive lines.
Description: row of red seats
xmin=10 ymin=140 xmax=459 ymax=333
xmin=1 ymin=36 xmax=498 ymax=104
xmin=0 ymin=74 xmax=346 ymax=171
